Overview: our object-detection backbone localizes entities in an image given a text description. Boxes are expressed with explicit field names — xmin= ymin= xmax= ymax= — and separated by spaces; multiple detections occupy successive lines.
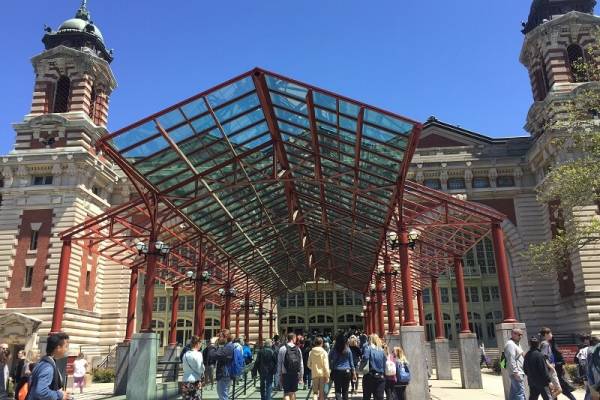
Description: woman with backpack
xmin=307 ymin=337 xmax=330 ymax=400
xmin=392 ymin=347 xmax=410 ymax=400
xmin=359 ymin=334 xmax=387 ymax=400
xmin=329 ymin=334 xmax=356 ymax=400
xmin=182 ymin=335 xmax=205 ymax=400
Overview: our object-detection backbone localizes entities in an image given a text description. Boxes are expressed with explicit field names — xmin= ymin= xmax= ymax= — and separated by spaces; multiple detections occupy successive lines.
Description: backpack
xmin=284 ymin=344 xmax=302 ymax=375
xmin=228 ymin=343 xmax=245 ymax=379
xmin=397 ymin=361 xmax=410 ymax=384
xmin=385 ymin=357 xmax=397 ymax=381
xmin=180 ymin=344 xmax=191 ymax=362
xmin=499 ymin=352 xmax=507 ymax=369
xmin=258 ymin=348 xmax=276 ymax=376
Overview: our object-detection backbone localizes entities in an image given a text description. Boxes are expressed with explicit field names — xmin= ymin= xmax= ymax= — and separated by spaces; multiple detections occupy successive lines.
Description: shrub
xmin=93 ymin=367 xmax=115 ymax=383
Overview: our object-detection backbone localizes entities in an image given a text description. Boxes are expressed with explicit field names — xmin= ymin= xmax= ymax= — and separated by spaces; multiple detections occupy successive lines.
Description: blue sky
xmin=1 ymin=1 xmax=595 ymax=155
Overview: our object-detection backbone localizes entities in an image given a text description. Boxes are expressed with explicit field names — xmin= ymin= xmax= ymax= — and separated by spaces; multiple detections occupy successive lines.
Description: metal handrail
xmin=157 ymin=360 xmax=182 ymax=383
xmin=231 ymin=361 xmax=255 ymax=400
xmin=93 ymin=345 xmax=116 ymax=371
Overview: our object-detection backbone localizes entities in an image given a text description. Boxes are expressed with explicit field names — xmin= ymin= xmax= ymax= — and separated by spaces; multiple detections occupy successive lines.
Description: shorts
xmin=73 ymin=376 xmax=85 ymax=386
xmin=282 ymin=373 xmax=299 ymax=393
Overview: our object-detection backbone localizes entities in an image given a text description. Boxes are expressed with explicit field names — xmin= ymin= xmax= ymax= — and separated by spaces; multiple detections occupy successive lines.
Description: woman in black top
xmin=302 ymin=338 xmax=312 ymax=390
xmin=550 ymin=340 xmax=576 ymax=400
xmin=329 ymin=334 xmax=356 ymax=400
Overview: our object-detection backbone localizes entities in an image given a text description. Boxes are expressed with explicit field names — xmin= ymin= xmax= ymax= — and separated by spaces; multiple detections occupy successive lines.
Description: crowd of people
xmin=178 ymin=328 xmax=411 ymax=400
xmin=504 ymin=326 xmax=600 ymax=400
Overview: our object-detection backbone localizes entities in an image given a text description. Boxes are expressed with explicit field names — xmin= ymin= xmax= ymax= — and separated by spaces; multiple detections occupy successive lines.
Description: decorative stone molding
xmin=1 ymin=166 xmax=13 ymax=188
xmin=15 ymin=165 xmax=29 ymax=187
xmin=489 ymin=168 xmax=498 ymax=188
xmin=513 ymin=167 xmax=524 ymax=187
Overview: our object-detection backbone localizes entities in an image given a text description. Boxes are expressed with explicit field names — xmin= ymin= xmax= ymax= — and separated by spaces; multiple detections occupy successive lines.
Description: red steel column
xmin=454 ymin=257 xmax=471 ymax=333
xmin=51 ymin=239 xmax=72 ymax=334
xmin=258 ymin=305 xmax=264 ymax=345
xmin=376 ymin=277 xmax=385 ymax=337
xmin=491 ymin=223 xmax=518 ymax=323
xmin=224 ymin=292 xmax=232 ymax=330
xmin=370 ymin=296 xmax=377 ymax=333
xmin=235 ymin=311 xmax=240 ymax=337
xmin=399 ymin=228 xmax=416 ymax=326
xmin=269 ymin=309 xmax=274 ymax=339
xmin=198 ymin=297 xmax=206 ymax=339
xmin=383 ymin=256 xmax=396 ymax=334
xmin=193 ymin=247 xmax=204 ymax=337
xmin=169 ymin=284 xmax=179 ymax=345
xmin=140 ymin=231 xmax=159 ymax=332
xmin=244 ymin=294 xmax=250 ymax=340
xmin=220 ymin=306 xmax=226 ymax=330
xmin=417 ymin=290 xmax=425 ymax=326
xmin=431 ymin=276 xmax=445 ymax=339
xmin=124 ymin=266 xmax=139 ymax=342
xmin=397 ymin=307 xmax=403 ymax=330
xmin=193 ymin=281 xmax=204 ymax=336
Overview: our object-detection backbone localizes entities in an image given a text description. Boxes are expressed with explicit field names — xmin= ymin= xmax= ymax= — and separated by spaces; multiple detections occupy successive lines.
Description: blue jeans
xmin=304 ymin=368 xmax=312 ymax=388
xmin=217 ymin=377 xmax=232 ymax=400
xmin=260 ymin=374 xmax=274 ymax=400
xmin=509 ymin=375 xmax=525 ymax=400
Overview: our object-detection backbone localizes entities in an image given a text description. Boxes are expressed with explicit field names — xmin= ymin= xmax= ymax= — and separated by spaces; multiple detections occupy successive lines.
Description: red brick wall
xmin=7 ymin=209 xmax=53 ymax=308
xmin=77 ymin=240 xmax=98 ymax=311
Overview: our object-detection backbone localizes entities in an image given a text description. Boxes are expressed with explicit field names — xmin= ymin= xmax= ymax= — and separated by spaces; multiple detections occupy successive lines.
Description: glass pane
xmin=207 ymin=76 xmax=255 ymax=107
xmin=364 ymin=109 xmax=413 ymax=134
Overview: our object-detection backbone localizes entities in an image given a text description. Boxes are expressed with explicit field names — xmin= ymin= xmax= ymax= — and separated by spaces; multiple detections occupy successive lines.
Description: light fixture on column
xmin=253 ymin=306 xmax=265 ymax=317
xmin=185 ymin=270 xmax=211 ymax=284
xmin=408 ymin=229 xmax=420 ymax=250
xmin=370 ymin=282 xmax=386 ymax=295
xmin=135 ymin=240 xmax=171 ymax=258
xmin=376 ymin=263 xmax=399 ymax=277
xmin=387 ymin=231 xmax=399 ymax=250
xmin=218 ymin=287 xmax=237 ymax=297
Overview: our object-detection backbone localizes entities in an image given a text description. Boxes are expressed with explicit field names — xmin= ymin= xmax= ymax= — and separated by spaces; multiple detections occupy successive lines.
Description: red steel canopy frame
xmin=51 ymin=68 xmax=518 ymax=336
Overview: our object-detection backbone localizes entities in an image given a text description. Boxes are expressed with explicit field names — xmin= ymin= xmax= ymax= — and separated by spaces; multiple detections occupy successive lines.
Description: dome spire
xmin=75 ymin=0 xmax=91 ymax=21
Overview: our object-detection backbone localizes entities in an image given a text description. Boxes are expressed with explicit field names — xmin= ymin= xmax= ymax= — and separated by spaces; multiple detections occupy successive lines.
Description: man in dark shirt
xmin=214 ymin=329 xmax=235 ymax=400
xmin=524 ymin=337 xmax=552 ymax=400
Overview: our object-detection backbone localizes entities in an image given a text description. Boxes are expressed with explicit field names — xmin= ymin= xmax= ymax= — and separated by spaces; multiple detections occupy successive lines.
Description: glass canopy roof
xmin=98 ymin=68 xmax=422 ymax=295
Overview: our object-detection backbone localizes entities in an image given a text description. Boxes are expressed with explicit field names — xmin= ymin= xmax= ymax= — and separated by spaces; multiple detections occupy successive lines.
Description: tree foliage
xmin=524 ymin=29 xmax=600 ymax=274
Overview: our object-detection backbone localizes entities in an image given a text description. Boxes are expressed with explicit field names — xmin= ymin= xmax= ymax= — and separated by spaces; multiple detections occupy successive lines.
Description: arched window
xmin=152 ymin=320 xmax=166 ymax=347
xmin=53 ymin=76 xmax=71 ymax=113
xmin=567 ymin=44 xmax=586 ymax=82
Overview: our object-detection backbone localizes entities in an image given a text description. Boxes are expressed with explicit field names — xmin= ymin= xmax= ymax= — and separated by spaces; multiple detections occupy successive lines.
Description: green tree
xmin=524 ymin=31 xmax=600 ymax=273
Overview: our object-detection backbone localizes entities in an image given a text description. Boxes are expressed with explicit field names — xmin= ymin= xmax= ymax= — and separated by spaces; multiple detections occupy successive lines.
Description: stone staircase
xmin=430 ymin=346 xmax=499 ymax=369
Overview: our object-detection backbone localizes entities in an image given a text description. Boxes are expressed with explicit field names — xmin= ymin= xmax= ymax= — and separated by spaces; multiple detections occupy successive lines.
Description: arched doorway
xmin=307 ymin=314 xmax=334 ymax=337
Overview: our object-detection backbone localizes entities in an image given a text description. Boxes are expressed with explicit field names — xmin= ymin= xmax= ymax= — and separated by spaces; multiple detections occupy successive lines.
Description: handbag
xmin=397 ymin=362 xmax=410 ymax=384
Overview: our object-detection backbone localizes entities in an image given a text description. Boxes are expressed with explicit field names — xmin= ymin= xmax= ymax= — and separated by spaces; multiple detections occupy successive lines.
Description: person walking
xmin=391 ymin=347 xmax=409 ymax=400
xmin=348 ymin=336 xmax=362 ymax=395
xmin=307 ymin=337 xmax=330 ymax=400
xmin=504 ymin=328 xmax=526 ymax=400
xmin=301 ymin=338 xmax=312 ymax=390
xmin=27 ymin=332 xmax=71 ymax=400
xmin=11 ymin=350 xmax=27 ymax=400
xmin=253 ymin=339 xmax=277 ymax=400
xmin=480 ymin=342 xmax=490 ymax=369
xmin=329 ymin=334 xmax=355 ymax=400
xmin=550 ymin=340 xmax=576 ymax=400
xmin=72 ymin=353 xmax=88 ymax=395
xmin=182 ymin=335 xmax=205 ymax=400
xmin=0 ymin=348 xmax=9 ymax=400
xmin=276 ymin=333 xmax=303 ymax=400
xmin=203 ymin=337 xmax=218 ymax=390
xmin=588 ymin=336 xmax=600 ymax=400
xmin=359 ymin=334 xmax=387 ymax=400
xmin=524 ymin=336 xmax=553 ymax=400
xmin=215 ymin=329 xmax=235 ymax=400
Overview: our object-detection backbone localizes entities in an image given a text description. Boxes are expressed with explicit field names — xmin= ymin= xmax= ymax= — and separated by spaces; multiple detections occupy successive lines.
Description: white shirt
xmin=73 ymin=359 xmax=87 ymax=378
xmin=183 ymin=349 xmax=205 ymax=383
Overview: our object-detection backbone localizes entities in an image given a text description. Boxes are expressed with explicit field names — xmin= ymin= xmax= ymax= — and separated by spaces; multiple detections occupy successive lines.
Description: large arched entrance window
xmin=307 ymin=314 xmax=334 ymax=336
xmin=204 ymin=318 xmax=221 ymax=341
xmin=176 ymin=319 xmax=193 ymax=345
xmin=337 ymin=314 xmax=363 ymax=332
